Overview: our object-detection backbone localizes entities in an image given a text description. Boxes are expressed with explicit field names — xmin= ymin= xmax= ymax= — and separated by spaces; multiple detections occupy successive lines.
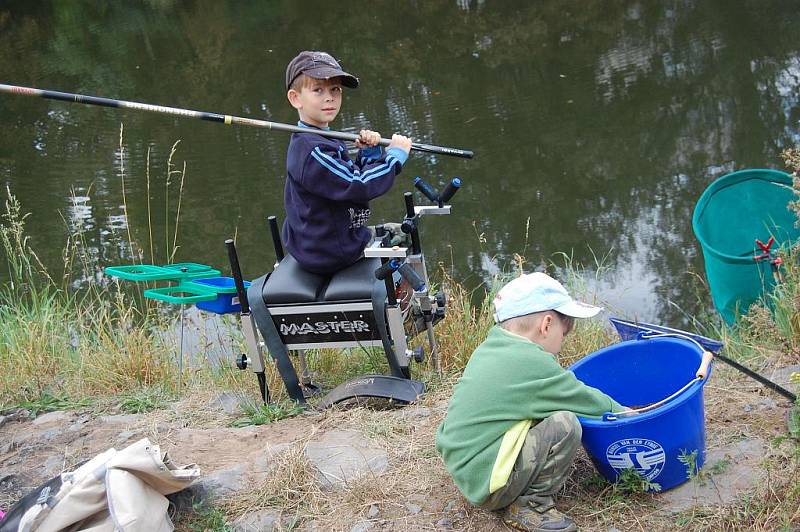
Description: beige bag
xmin=15 ymin=438 xmax=199 ymax=532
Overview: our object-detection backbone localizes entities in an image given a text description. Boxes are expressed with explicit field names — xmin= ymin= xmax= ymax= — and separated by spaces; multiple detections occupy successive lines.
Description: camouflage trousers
xmin=480 ymin=411 xmax=583 ymax=511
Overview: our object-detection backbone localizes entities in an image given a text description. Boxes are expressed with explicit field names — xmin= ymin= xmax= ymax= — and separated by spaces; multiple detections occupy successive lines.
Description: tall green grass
xmin=0 ymin=185 xmax=176 ymax=406
xmin=0 ymin=128 xmax=194 ymax=409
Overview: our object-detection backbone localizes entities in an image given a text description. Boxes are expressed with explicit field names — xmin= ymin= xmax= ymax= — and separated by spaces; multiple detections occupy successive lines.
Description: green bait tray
xmin=162 ymin=262 xmax=222 ymax=279
xmin=104 ymin=264 xmax=181 ymax=281
xmin=104 ymin=263 xmax=221 ymax=282
xmin=143 ymin=284 xmax=217 ymax=304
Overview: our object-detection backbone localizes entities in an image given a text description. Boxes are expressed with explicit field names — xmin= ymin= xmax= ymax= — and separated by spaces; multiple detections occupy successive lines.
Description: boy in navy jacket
xmin=283 ymin=50 xmax=412 ymax=274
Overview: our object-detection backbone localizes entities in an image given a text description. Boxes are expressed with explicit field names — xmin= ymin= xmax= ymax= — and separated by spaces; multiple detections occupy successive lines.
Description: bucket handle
xmin=604 ymin=333 xmax=714 ymax=420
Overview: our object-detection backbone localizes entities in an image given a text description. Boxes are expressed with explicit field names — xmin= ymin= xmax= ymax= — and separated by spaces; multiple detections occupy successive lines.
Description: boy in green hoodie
xmin=435 ymin=272 xmax=626 ymax=532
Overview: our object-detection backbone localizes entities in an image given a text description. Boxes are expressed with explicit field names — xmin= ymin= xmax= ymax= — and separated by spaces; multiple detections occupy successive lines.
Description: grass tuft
xmin=223 ymin=439 xmax=322 ymax=522
xmin=231 ymin=399 xmax=305 ymax=427
xmin=117 ymin=386 xmax=172 ymax=414
xmin=180 ymin=501 xmax=235 ymax=532
xmin=614 ymin=468 xmax=662 ymax=494
xmin=17 ymin=391 xmax=92 ymax=416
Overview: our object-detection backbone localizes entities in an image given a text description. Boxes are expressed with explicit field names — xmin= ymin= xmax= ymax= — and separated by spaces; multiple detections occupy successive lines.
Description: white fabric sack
xmin=15 ymin=438 xmax=199 ymax=532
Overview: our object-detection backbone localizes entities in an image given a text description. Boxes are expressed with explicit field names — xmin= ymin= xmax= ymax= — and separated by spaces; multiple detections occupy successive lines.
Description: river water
xmin=1 ymin=1 xmax=799 ymax=326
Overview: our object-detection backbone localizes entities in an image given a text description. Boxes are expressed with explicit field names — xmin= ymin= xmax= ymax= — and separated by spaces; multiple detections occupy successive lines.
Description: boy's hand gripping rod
xmin=0 ymin=83 xmax=475 ymax=159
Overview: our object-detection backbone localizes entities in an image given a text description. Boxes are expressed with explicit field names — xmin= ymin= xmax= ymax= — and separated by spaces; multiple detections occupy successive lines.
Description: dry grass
xmin=233 ymin=400 xmax=454 ymax=530
xmin=224 ymin=437 xmax=324 ymax=521
xmin=433 ymin=268 xmax=498 ymax=373
xmin=0 ymin=280 xmax=177 ymax=403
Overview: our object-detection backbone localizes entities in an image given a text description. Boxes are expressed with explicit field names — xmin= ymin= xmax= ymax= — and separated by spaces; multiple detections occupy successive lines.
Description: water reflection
xmin=66 ymin=192 xmax=92 ymax=231
xmin=0 ymin=1 xmax=799 ymax=327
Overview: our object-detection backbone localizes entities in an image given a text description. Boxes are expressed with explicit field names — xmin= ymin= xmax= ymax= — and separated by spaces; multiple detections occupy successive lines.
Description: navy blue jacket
xmin=282 ymin=122 xmax=409 ymax=274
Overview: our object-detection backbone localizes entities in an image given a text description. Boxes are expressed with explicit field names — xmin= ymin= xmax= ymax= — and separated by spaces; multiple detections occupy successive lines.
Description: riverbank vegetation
xmin=0 ymin=177 xmax=615 ymax=413
xmin=1 ymin=147 xmax=799 ymax=530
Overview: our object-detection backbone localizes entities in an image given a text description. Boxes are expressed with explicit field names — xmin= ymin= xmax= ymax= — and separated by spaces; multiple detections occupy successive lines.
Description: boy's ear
xmin=287 ymin=89 xmax=302 ymax=110
xmin=539 ymin=314 xmax=552 ymax=336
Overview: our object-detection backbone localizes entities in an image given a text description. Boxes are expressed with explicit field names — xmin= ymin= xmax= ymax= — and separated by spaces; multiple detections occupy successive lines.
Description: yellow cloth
xmin=489 ymin=419 xmax=532 ymax=493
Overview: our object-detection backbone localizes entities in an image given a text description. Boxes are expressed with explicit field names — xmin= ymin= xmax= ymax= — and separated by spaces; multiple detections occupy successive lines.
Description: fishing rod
xmin=0 ymin=83 xmax=474 ymax=159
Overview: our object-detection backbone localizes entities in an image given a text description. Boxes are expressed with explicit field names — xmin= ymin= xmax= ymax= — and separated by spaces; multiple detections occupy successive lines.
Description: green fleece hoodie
xmin=435 ymin=326 xmax=623 ymax=505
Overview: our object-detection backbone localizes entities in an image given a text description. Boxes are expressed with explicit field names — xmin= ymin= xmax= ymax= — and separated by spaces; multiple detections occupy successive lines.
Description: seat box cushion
xmin=321 ymin=258 xmax=380 ymax=301
xmin=263 ymin=255 xmax=326 ymax=304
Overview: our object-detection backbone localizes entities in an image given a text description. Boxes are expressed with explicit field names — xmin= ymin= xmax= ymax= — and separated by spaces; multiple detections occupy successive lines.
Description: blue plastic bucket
xmin=191 ymin=277 xmax=251 ymax=314
xmin=569 ymin=336 xmax=712 ymax=491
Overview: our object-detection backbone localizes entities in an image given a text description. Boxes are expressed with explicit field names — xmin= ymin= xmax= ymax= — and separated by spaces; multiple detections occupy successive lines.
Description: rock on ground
xmin=233 ymin=509 xmax=281 ymax=531
xmin=659 ymin=437 xmax=766 ymax=513
xmin=305 ymin=430 xmax=389 ymax=489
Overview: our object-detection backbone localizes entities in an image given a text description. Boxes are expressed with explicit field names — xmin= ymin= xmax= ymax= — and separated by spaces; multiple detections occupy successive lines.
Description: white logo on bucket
xmin=605 ymin=438 xmax=666 ymax=481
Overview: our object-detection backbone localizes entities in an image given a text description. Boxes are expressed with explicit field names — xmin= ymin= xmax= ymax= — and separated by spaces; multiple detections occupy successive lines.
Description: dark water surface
xmin=1 ymin=1 xmax=799 ymax=326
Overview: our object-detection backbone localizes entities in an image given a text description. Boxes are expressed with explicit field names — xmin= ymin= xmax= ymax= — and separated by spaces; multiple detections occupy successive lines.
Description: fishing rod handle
xmin=407 ymin=141 xmax=474 ymax=159
xmin=225 ymin=239 xmax=251 ymax=315
xmin=716 ymin=352 xmax=797 ymax=401
xmin=338 ymin=130 xmax=474 ymax=159
xmin=347 ymin=132 xmax=474 ymax=159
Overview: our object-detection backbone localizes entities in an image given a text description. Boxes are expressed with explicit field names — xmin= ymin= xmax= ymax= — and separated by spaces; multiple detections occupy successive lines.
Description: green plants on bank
xmin=678 ymin=448 xmax=700 ymax=482
xmin=709 ymin=457 xmax=732 ymax=475
xmin=790 ymin=373 xmax=800 ymax=439
xmin=17 ymin=391 xmax=92 ymax=416
xmin=0 ymin=130 xmax=191 ymax=408
xmin=181 ymin=501 xmax=235 ymax=532
xmin=613 ymin=468 xmax=662 ymax=495
xmin=789 ymin=405 xmax=800 ymax=440
xmin=117 ymin=386 xmax=172 ymax=414
xmin=231 ymin=399 xmax=306 ymax=427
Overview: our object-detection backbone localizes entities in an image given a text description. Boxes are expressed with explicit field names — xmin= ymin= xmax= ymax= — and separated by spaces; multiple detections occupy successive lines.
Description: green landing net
xmin=692 ymin=168 xmax=800 ymax=324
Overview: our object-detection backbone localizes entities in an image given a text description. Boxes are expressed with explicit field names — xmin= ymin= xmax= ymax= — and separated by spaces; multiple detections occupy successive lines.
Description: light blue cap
xmin=492 ymin=272 xmax=603 ymax=323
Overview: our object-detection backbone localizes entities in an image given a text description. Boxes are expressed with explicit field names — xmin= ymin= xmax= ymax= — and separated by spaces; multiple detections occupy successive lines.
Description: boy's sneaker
xmin=501 ymin=499 xmax=578 ymax=532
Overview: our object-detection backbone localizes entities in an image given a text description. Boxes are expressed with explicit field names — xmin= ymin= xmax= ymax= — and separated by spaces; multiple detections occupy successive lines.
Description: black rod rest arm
xmin=374 ymin=258 xmax=426 ymax=292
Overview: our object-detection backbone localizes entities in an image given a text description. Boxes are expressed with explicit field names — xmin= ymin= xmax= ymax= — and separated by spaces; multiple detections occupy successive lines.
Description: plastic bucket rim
xmin=190 ymin=277 xmax=251 ymax=294
xmin=577 ymin=377 xmax=707 ymax=427
xmin=691 ymin=168 xmax=793 ymax=263
xmin=570 ymin=337 xmax=709 ymax=427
